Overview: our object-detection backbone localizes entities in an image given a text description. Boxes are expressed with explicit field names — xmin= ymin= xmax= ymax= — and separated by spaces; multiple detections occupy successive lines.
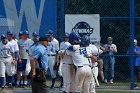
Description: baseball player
xmin=0 ymin=34 xmax=16 ymax=90
xmin=24 ymin=32 xmax=39 ymax=86
xmin=46 ymin=30 xmax=59 ymax=88
xmin=59 ymin=33 xmax=76 ymax=93
xmin=7 ymin=31 xmax=20 ymax=87
xmin=64 ymin=32 xmax=97 ymax=93
xmin=89 ymin=43 xmax=103 ymax=92
xmin=17 ymin=30 xmax=34 ymax=87
xmin=32 ymin=32 xmax=39 ymax=39
xmin=25 ymin=32 xmax=39 ymax=77
xmin=19 ymin=32 xmax=23 ymax=39
xmin=81 ymin=35 xmax=99 ymax=93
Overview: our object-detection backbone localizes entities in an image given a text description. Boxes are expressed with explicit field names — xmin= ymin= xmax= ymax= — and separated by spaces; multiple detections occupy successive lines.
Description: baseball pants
xmin=75 ymin=65 xmax=93 ymax=93
xmin=47 ymin=56 xmax=56 ymax=78
xmin=0 ymin=57 xmax=16 ymax=77
xmin=62 ymin=63 xmax=75 ymax=92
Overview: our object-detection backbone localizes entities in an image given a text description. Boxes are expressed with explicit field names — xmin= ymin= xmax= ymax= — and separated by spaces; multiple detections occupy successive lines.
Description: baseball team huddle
xmin=0 ymin=30 xmax=102 ymax=93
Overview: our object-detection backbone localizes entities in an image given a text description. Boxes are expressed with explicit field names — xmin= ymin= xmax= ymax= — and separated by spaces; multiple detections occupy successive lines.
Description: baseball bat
xmin=91 ymin=68 xmax=100 ymax=87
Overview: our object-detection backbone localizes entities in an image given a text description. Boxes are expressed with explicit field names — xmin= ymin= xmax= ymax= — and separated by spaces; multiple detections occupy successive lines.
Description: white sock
xmin=17 ymin=81 xmax=20 ymax=85
xmin=21 ymin=80 xmax=23 ymax=84
xmin=24 ymin=81 xmax=27 ymax=85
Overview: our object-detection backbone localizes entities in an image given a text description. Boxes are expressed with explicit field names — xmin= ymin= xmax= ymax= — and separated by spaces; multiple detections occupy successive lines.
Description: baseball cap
xmin=19 ymin=31 xmax=23 ymax=35
xmin=32 ymin=32 xmax=38 ymax=36
xmin=7 ymin=31 xmax=13 ymax=35
xmin=134 ymin=39 xmax=137 ymax=43
xmin=22 ymin=30 xmax=29 ymax=35
xmin=1 ymin=34 xmax=7 ymax=39
xmin=64 ymin=33 xmax=69 ymax=38
xmin=39 ymin=35 xmax=48 ymax=41
xmin=108 ymin=37 xmax=113 ymax=41
xmin=48 ymin=30 xmax=54 ymax=35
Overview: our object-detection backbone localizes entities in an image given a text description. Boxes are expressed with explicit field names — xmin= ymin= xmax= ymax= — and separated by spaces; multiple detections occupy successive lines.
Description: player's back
xmin=66 ymin=46 xmax=92 ymax=67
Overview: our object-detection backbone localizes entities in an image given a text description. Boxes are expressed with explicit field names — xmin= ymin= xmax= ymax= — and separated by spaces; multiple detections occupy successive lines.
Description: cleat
xmin=50 ymin=85 xmax=54 ymax=89
xmin=109 ymin=79 xmax=113 ymax=84
xmin=1 ymin=87 xmax=4 ymax=91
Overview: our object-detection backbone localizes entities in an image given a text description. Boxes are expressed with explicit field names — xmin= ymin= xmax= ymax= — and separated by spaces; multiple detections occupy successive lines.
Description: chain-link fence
xmin=56 ymin=0 xmax=139 ymax=90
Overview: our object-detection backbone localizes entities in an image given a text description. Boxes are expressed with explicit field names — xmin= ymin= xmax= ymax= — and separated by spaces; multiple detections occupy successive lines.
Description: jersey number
xmin=79 ymin=48 xmax=87 ymax=55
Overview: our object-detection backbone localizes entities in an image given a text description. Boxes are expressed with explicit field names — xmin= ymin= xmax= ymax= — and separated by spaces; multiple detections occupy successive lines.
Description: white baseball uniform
xmin=47 ymin=38 xmax=59 ymax=78
xmin=18 ymin=38 xmax=34 ymax=74
xmin=89 ymin=44 xmax=100 ymax=92
xmin=60 ymin=41 xmax=75 ymax=92
xmin=0 ymin=41 xmax=15 ymax=77
xmin=66 ymin=45 xmax=93 ymax=93
xmin=9 ymin=39 xmax=19 ymax=74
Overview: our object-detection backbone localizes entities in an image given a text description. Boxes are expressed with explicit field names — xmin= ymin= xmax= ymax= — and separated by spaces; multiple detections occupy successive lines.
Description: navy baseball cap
xmin=23 ymin=30 xmax=29 ymax=35
xmin=7 ymin=31 xmax=13 ymax=35
xmin=48 ymin=30 xmax=54 ymax=35
xmin=19 ymin=31 xmax=23 ymax=35
xmin=32 ymin=32 xmax=38 ymax=36
xmin=64 ymin=33 xmax=69 ymax=38
xmin=1 ymin=34 xmax=7 ymax=39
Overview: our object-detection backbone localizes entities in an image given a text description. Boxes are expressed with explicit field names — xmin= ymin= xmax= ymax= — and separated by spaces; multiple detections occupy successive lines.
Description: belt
xmin=48 ymin=54 xmax=56 ymax=56
xmin=77 ymin=66 xmax=83 ymax=68
xmin=63 ymin=63 xmax=74 ymax=65
xmin=77 ymin=65 xmax=91 ymax=68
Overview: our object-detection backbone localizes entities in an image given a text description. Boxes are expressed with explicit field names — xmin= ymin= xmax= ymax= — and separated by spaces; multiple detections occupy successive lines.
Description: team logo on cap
xmin=72 ymin=21 xmax=94 ymax=37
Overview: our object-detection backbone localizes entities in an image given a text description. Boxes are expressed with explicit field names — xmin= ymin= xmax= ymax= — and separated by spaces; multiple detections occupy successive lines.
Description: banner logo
xmin=72 ymin=21 xmax=94 ymax=37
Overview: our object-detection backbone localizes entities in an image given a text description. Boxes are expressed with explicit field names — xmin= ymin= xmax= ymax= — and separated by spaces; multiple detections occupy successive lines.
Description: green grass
xmin=100 ymin=82 xmax=130 ymax=86
xmin=96 ymin=91 xmax=139 ymax=93
xmin=0 ymin=91 xmax=5 ymax=93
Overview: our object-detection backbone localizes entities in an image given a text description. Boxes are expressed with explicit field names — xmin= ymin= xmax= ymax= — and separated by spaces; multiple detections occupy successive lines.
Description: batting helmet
xmin=80 ymin=35 xmax=90 ymax=47
xmin=1 ymin=34 xmax=7 ymax=40
xmin=69 ymin=32 xmax=81 ymax=44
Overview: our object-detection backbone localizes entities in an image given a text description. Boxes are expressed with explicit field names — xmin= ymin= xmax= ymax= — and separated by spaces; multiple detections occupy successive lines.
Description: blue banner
xmin=0 ymin=0 xmax=57 ymax=38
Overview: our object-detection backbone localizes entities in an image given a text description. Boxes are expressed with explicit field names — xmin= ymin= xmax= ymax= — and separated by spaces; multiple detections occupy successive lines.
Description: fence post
xmin=130 ymin=0 xmax=134 ymax=90
xmin=61 ymin=0 xmax=65 ymax=39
